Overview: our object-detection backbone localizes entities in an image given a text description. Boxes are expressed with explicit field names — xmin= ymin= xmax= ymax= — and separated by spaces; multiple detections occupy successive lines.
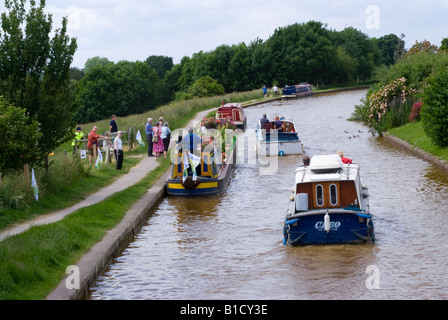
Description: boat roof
xmin=295 ymin=154 xmax=360 ymax=183
xmin=218 ymin=103 xmax=243 ymax=110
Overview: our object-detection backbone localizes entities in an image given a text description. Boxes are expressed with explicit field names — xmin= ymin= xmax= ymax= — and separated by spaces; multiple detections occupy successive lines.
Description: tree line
xmin=72 ymin=21 xmax=406 ymax=123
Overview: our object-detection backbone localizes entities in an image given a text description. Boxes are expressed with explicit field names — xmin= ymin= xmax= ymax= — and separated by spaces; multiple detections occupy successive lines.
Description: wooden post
xmin=24 ymin=164 xmax=30 ymax=200
xmin=128 ymin=127 xmax=132 ymax=152
xmin=105 ymin=143 xmax=110 ymax=165
xmin=93 ymin=146 xmax=97 ymax=166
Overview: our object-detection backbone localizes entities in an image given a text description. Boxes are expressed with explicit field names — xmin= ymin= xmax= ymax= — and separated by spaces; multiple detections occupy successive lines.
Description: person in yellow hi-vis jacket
xmin=72 ymin=127 xmax=85 ymax=155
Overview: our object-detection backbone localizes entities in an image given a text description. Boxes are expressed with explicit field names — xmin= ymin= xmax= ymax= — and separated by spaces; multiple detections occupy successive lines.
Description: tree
xmin=439 ymin=38 xmax=448 ymax=53
xmin=334 ymin=27 xmax=382 ymax=80
xmin=75 ymin=61 xmax=170 ymax=123
xmin=145 ymin=55 xmax=174 ymax=79
xmin=375 ymin=34 xmax=404 ymax=66
xmin=187 ymin=76 xmax=225 ymax=98
xmin=83 ymin=56 xmax=113 ymax=74
xmin=421 ymin=68 xmax=448 ymax=146
xmin=404 ymin=40 xmax=438 ymax=57
xmin=0 ymin=97 xmax=41 ymax=172
xmin=0 ymin=0 xmax=78 ymax=165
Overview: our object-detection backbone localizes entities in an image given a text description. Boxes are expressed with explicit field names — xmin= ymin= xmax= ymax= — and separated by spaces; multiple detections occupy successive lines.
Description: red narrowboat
xmin=216 ymin=103 xmax=247 ymax=132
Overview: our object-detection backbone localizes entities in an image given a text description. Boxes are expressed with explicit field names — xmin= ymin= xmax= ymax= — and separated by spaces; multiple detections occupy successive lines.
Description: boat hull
xmin=283 ymin=211 xmax=375 ymax=246
xmin=258 ymin=140 xmax=304 ymax=156
xmin=257 ymin=131 xmax=304 ymax=156
xmin=166 ymin=142 xmax=237 ymax=196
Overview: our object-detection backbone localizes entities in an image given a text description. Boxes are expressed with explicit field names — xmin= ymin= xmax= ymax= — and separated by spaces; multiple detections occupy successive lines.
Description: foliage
xmin=374 ymin=33 xmax=406 ymax=66
xmin=74 ymin=61 xmax=171 ymax=123
xmin=421 ymin=68 xmax=448 ymax=146
xmin=365 ymin=77 xmax=417 ymax=135
xmin=0 ymin=0 xmax=78 ymax=163
xmin=187 ymin=76 xmax=225 ymax=98
xmin=409 ymin=102 xmax=423 ymax=122
xmin=145 ymin=55 xmax=174 ymax=79
xmin=0 ymin=97 xmax=41 ymax=172
xmin=440 ymin=38 xmax=448 ymax=53
xmin=404 ymin=40 xmax=438 ymax=57
xmin=163 ymin=21 xmax=390 ymax=98
xmin=83 ymin=56 xmax=113 ymax=74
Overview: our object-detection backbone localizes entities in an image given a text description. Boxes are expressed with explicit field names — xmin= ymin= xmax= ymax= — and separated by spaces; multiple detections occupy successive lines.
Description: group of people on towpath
xmin=145 ymin=117 xmax=172 ymax=159
xmin=73 ymin=115 xmax=172 ymax=171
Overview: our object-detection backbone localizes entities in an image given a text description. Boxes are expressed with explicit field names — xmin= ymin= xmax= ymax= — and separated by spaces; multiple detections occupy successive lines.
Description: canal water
xmin=88 ymin=90 xmax=448 ymax=300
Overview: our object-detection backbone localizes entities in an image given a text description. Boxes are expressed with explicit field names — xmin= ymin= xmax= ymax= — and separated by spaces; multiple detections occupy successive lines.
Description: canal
xmin=88 ymin=90 xmax=448 ymax=300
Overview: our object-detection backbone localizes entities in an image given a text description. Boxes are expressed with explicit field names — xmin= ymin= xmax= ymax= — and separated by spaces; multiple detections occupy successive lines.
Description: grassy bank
xmin=0 ymin=157 xmax=171 ymax=300
xmin=388 ymin=122 xmax=448 ymax=162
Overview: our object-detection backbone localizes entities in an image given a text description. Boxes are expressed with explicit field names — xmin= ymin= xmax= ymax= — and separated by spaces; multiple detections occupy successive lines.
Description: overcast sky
xmin=2 ymin=0 xmax=447 ymax=68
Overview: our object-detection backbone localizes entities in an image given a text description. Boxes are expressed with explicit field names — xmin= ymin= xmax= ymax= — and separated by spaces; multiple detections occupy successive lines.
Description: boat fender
xmin=324 ymin=213 xmax=331 ymax=233
xmin=285 ymin=218 xmax=300 ymax=226
xmin=181 ymin=176 xmax=201 ymax=190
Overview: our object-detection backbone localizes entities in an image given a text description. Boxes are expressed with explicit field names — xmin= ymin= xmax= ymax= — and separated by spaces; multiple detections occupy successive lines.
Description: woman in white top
xmin=114 ymin=131 xmax=124 ymax=170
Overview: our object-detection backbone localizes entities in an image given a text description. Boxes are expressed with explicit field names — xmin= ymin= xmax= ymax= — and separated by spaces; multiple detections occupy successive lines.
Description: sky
xmin=1 ymin=0 xmax=447 ymax=69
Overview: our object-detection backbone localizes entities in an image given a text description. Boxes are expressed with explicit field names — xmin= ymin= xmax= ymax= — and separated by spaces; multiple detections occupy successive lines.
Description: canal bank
xmin=383 ymin=133 xmax=448 ymax=173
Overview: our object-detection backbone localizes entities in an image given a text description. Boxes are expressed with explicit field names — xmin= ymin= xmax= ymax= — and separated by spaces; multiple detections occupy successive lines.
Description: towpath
xmin=0 ymin=109 xmax=214 ymax=242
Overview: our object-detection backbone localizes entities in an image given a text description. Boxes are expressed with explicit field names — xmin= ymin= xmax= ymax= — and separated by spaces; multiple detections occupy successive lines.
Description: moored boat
xmin=283 ymin=154 xmax=375 ymax=245
xmin=216 ymin=103 xmax=247 ymax=132
xmin=257 ymin=117 xmax=304 ymax=156
xmin=282 ymin=83 xmax=313 ymax=99
xmin=166 ymin=129 xmax=237 ymax=196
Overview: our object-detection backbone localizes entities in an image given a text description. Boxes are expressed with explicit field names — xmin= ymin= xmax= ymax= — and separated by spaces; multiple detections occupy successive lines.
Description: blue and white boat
xmin=282 ymin=83 xmax=313 ymax=99
xmin=283 ymin=154 xmax=375 ymax=245
xmin=256 ymin=117 xmax=304 ymax=156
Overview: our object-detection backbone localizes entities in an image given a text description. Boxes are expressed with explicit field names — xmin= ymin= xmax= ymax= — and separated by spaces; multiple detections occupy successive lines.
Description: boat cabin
xmin=260 ymin=119 xmax=297 ymax=133
xmin=216 ymin=103 xmax=247 ymax=131
xmin=282 ymin=83 xmax=313 ymax=98
xmin=294 ymin=155 xmax=364 ymax=212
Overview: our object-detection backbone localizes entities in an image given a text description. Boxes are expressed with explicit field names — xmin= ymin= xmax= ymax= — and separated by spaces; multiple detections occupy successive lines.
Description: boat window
xmin=329 ymin=184 xmax=338 ymax=206
xmin=315 ymin=184 xmax=324 ymax=207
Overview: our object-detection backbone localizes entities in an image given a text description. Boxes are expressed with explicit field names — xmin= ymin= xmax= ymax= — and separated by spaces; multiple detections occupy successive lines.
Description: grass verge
xmin=0 ymin=157 xmax=171 ymax=300
xmin=0 ymin=153 xmax=146 ymax=231
xmin=388 ymin=121 xmax=448 ymax=162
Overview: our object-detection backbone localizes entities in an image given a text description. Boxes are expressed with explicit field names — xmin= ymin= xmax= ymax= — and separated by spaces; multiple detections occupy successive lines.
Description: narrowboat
xmin=257 ymin=117 xmax=304 ymax=156
xmin=166 ymin=129 xmax=238 ymax=196
xmin=216 ymin=103 xmax=247 ymax=131
xmin=283 ymin=154 xmax=375 ymax=245
xmin=282 ymin=83 xmax=313 ymax=99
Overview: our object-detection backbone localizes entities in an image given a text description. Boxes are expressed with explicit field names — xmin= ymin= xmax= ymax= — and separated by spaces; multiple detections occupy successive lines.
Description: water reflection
xmin=89 ymin=90 xmax=448 ymax=300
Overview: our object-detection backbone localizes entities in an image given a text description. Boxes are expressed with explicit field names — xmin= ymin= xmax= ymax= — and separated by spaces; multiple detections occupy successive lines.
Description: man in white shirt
xmin=114 ymin=131 xmax=124 ymax=170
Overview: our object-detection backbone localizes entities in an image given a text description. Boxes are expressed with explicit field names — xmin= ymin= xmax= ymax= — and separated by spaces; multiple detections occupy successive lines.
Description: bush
xmin=409 ymin=102 xmax=423 ymax=122
xmin=421 ymin=68 xmax=448 ymax=146
xmin=0 ymin=97 xmax=41 ymax=172
xmin=366 ymin=77 xmax=417 ymax=135
xmin=187 ymin=76 xmax=225 ymax=98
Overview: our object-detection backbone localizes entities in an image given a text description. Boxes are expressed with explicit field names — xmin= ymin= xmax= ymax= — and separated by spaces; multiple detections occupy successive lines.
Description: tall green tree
xmin=145 ymin=55 xmax=174 ymax=79
xmin=334 ymin=27 xmax=382 ymax=80
xmin=0 ymin=0 xmax=78 ymax=165
xmin=75 ymin=61 xmax=170 ymax=123
xmin=83 ymin=56 xmax=113 ymax=74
